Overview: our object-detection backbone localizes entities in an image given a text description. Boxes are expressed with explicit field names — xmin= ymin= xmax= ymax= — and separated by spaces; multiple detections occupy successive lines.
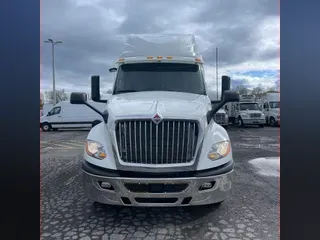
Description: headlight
xmin=85 ymin=140 xmax=107 ymax=160
xmin=240 ymin=114 xmax=249 ymax=118
xmin=207 ymin=141 xmax=231 ymax=161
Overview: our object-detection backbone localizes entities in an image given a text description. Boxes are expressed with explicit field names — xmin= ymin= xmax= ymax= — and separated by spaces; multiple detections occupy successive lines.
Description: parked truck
xmin=69 ymin=34 xmax=239 ymax=207
xmin=227 ymin=94 xmax=266 ymax=128
xmin=214 ymin=108 xmax=229 ymax=128
xmin=259 ymin=91 xmax=280 ymax=126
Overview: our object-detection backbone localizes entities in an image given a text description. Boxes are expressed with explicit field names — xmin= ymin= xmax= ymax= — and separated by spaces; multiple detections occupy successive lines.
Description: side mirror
xmin=70 ymin=91 xmax=109 ymax=123
xmin=222 ymin=90 xmax=240 ymax=103
xmin=221 ymin=75 xmax=231 ymax=99
xmin=208 ymin=90 xmax=239 ymax=123
xmin=91 ymin=75 xmax=101 ymax=102
xmin=109 ymin=67 xmax=117 ymax=73
xmin=91 ymin=75 xmax=108 ymax=103
xmin=70 ymin=92 xmax=87 ymax=104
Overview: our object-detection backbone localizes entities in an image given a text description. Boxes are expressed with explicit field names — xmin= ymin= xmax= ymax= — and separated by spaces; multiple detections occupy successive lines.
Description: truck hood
xmin=107 ymin=91 xmax=211 ymax=119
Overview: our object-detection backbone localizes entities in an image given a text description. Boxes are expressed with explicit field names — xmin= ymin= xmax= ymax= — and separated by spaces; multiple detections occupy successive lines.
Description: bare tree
xmin=252 ymin=85 xmax=265 ymax=99
xmin=234 ymin=85 xmax=248 ymax=95
xmin=44 ymin=89 xmax=69 ymax=104
xmin=266 ymin=86 xmax=277 ymax=92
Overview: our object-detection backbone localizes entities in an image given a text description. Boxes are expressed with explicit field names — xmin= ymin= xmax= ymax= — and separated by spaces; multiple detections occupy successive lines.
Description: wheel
xmin=41 ymin=122 xmax=51 ymax=132
xmin=237 ymin=117 xmax=243 ymax=127
xmin=259 ymin=124 xmax=264 ymax=128
xmin=92 ymin=120 xmax=102 ymax=128
xmin=269 ymin=117 xmax=276 ymax=127
xmin=52 ymin=128 xmax=58 ymax=131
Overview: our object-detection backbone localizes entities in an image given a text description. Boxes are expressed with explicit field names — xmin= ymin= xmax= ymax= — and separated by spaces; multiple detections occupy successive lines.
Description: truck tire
xmin=237 ymin=117 xmax=243 ymax=127
xmin=41 ymin=123 xmax=51 ymax=132
xmin=92 ymin=120 xmax=102 ymax=128
xmin=269 ymin=117 xmax=276 ymax=127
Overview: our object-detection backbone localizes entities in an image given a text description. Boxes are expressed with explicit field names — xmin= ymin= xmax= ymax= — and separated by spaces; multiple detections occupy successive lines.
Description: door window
xmin=48 ymin=107 xmax=61 ymax=116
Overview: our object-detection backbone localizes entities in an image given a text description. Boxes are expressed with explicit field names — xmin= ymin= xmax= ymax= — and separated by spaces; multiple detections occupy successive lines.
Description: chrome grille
xmin=250 ymin=113 xmax=262 ymax=118
xmin=214 ymin=113 xmax=225 ymax=123
xmin=115 ymin=120 xmax=199 ymax=165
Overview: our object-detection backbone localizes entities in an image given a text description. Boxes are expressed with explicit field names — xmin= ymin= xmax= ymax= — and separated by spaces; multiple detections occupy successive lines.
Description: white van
xmin=40 ymin=103 xmax=53 ymax=117
xmin=40 ymin=101 xmax=106 ymax=131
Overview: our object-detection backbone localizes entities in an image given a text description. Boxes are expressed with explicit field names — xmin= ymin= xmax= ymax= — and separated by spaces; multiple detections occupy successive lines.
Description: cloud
xmin=41 ymin=0 xmax=279 ymax=94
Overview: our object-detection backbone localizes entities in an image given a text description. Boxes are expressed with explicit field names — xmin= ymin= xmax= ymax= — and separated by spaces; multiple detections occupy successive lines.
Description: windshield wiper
xmin=114 ymin=90 xmax=138 ymax=94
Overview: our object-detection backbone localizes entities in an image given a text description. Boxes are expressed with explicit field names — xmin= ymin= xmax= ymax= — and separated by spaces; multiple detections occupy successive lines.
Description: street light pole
xmin=44 ymin=39 xmax=62 ymax=105
xmin=216 ymin=47 xmax=219 ymax=100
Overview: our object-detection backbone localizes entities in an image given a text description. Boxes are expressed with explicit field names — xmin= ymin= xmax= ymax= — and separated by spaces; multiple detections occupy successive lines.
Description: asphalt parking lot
xmin=40 ymin=126 xmax=279 ymax=240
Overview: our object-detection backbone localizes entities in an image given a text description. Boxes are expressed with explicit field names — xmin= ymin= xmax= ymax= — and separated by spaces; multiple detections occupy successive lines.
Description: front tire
xmin=269 ymin=117 xmax=276 ymax=127
xmin=237 ymin=117 xmax=244 ymax=127
xmin=41 ymin=123 xmax=51 ymax=132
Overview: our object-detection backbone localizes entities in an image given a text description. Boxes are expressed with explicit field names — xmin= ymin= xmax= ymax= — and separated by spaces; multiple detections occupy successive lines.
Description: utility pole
xmin=44 ymin=39 xmax=62 ymax=105
xmin=216 ymin=47 xmax=219 ymax=100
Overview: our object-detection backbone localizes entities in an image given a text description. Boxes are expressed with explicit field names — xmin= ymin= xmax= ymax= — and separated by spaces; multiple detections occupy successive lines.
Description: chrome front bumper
xmin=82 ymin=163 xmax=234 ymax=207
xmin=243 ymin=119 xmax=266 ymax=125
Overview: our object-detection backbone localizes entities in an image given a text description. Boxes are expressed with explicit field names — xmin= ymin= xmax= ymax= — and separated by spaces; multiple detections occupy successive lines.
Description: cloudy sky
xmin=41 ymin=0 xmax=279 ymax=96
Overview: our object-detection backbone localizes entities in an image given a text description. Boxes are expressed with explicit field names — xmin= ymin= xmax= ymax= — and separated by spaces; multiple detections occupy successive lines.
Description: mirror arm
xmin=92 ymin=99 xmax=108 ymax=103
xmin=84 ymin=102 xmax=103 ymax=116
xmin=83 ymin=102 xmax=109 ymax=123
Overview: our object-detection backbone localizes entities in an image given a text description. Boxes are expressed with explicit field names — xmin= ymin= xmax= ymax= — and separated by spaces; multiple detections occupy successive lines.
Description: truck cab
xmin=69 ymin=34 xmax=240 ymax=207
xmin=260 ymin=92 xmax=280 ymax=126
xmin=232 ymin=94 xmax=266 ymax=128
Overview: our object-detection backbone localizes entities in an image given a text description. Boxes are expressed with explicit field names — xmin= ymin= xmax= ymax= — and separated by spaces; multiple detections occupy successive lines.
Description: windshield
xmin=269 ymin=101 xmax=280 ymax=108
xmin=113 ymin=63 xmax=206 ymax=95
xmin=239 ymin=103 xmax=259 ymax=111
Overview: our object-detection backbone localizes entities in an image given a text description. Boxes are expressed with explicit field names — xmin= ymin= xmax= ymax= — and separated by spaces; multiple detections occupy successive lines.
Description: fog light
xmin=99 ymin=181 xmax=113 ymax=190
xmin=199 ymin=182 xmax=214 ymax=190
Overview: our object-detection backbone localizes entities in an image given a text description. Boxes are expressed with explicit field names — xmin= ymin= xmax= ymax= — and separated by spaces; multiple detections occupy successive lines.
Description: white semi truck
xmin=226 ymin=94 xmax=266 ymax=128
xmin=213 ymin=109 xmax=229 ymax=128
xmin=69 ymin=34 xmax=239 ymax=207
xmin=259 ymin=91 xmax=280 ymax=126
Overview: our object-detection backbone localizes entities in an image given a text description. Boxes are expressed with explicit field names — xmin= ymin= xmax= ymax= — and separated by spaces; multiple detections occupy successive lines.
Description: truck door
xmin=47 ymin=106 xmax=63 ymax=128
xmin=263 ymin=102 xmax=269 ymax=121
